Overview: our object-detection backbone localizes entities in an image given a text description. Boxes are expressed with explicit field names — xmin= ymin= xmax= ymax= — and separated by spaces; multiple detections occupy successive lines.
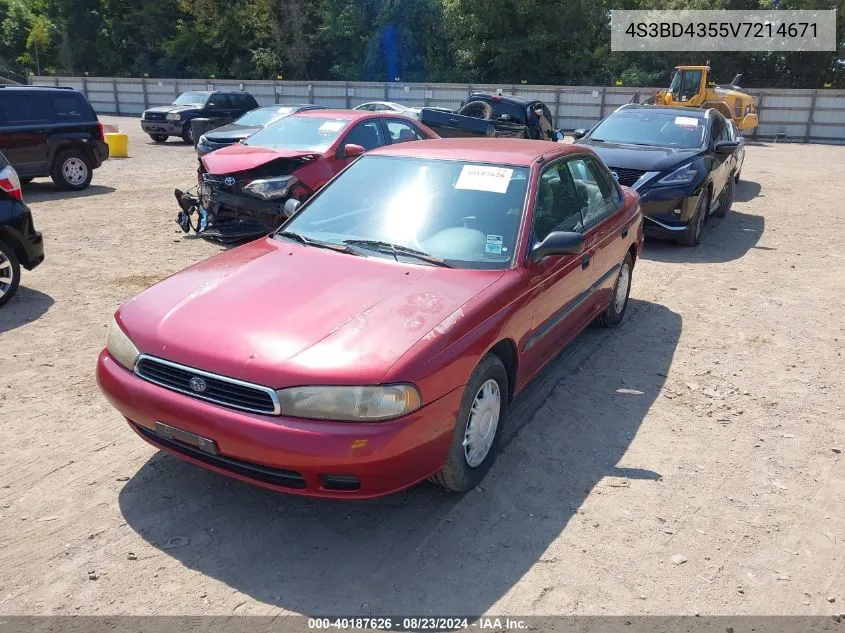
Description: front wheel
xmin=181 ymin=123 xmax=195 ymax=145
xmin=50 ymin=150 xmax=93 ymax=190
xmin=712 ymin=177 xmax=733 ymax=218
xmin=149 ymin=134 xmax=168 ymax=143
xmin=0 ymin=240 xmax=21 ymax=308
xmin=594 ymin=253 xmax=633 ymax=328
xmin=677 ymin=190 xmax=709 ymax=247
xmin=430 ymin=354 xmax=509 ymax=492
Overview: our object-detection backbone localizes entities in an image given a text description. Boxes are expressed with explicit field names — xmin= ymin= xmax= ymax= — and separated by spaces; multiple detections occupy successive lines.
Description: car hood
xmin=200 ymin=144 xmax=320 ymax=175
xmin=144 ymin=104 xmax=200 ymax=115
xmin=203 ymin=124 xmax=261 ymax=142
xmin=577 ymin=140 xmax=702 ymax=172
xmin=118 ymin=238 xmax=503 ymax=388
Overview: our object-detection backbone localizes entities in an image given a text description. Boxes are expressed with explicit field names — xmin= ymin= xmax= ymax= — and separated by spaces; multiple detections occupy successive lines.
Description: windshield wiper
xmin=275 ymin=231 xmax=362 ymax=256
xmin=343 ymin=239 xmax=452 ymax=268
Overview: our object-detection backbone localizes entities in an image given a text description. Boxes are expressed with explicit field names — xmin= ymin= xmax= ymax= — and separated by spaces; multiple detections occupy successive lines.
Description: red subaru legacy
xmin=97 ymin=138 xmax=643 ymax=498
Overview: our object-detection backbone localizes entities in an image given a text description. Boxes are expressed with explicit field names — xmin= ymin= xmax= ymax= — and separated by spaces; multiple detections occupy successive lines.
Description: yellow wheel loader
xmin=653 ymin=64 xmax=759 ymax=132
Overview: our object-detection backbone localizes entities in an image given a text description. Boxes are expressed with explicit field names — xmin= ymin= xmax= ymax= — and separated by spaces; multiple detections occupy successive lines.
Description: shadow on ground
xmin=733 ymin=179 xmax=761 ymax=203
xmin=22 ymin=183 xmax=117 ymax=203
xmin=0 ymin=287 xmax=54 ymax=334
xmin=119 ymin=298 xmax=680 ymax=616
xmin=642 ymin=201 xmax=764 ymax=265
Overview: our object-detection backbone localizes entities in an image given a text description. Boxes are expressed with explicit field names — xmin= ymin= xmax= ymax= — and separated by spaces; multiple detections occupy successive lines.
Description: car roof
xmin=616 ymin=104 xmax=708 ymax=118
xmin=292 ymin=109 xmax=405 ymax=121
xmin=368 ymin=137 xmax=584 ymax=167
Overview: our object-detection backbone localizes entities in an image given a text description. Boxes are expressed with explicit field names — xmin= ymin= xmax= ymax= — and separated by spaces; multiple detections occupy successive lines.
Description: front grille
xmin=133 ymin=423 xmax=307 ymax=489
xmin=202 ymin=173 xmax=242 ymax=194
xmin=135 ymin=355 xmax=280 ymax=415
xmin=144 ymin=112 xmax=165 ymax=121
xmin=608 ymin=167 xmax=646 ymax=187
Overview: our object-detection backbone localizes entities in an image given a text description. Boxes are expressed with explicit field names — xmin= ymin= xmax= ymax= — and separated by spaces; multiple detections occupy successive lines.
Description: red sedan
xmin=98 ymin=138 xmax=643 ymax=498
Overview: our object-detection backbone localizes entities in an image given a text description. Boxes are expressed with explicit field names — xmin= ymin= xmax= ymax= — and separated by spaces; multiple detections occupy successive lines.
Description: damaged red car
xmin=99 ymin=139 xmax=642 ymax=498
xmin=176 ymin=110 xmax=437 ymax=243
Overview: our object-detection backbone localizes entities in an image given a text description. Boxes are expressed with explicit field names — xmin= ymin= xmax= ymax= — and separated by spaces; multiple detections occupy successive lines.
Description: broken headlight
xmin=243 ymin=176 xmax=297 ymax=200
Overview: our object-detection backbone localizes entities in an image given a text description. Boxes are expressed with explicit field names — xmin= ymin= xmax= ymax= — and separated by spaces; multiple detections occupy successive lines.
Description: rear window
xmin=0 ymin=93 xmax=51 ymax=124
xmin=50 ymin=92 xmax=92 ymax=120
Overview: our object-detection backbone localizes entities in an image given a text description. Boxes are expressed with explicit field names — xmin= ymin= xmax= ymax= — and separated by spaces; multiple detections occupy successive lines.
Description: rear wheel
xmin=712 ymin=177 xmax=733 ymax=218
xmin=594 ymin=253 xmax=633 ymax=327
xmin=0 ymin=240 xmax=21 ymax=308
xmin=430 ymin=354 xmax=508 ymax=492
xmin=678 ymin=190 xmax=709 ymax=247
xmin=50 ymin=150 xmax=92 ymax=191
xmin=149 ymin=134 xmax=168 ymax=143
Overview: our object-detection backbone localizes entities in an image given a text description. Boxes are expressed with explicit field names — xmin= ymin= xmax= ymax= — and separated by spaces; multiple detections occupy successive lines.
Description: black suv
xmin=0 ymin=152 xmax=44 ymax=307
xmin=141 ymin=91 xmax=259 ymax=144
xmin=0 ymin=85 xmax=109 ymax=191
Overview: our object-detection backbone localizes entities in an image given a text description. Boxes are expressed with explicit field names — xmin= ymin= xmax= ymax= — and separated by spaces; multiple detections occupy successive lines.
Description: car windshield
xmin=590 ymin=110 xmax=706 ymax=149
xmin=173 ymin=92 xmax=209 ymax=106
xmin=235 ymin=106 xmax=297 ymax=127
xmin=281 ymin=155 xmax=529 ymax=269
xmin=244 ymin=116 xmax=349 ymax=151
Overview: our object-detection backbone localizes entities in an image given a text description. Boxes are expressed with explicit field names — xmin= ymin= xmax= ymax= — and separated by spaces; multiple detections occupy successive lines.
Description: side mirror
xmin=572 ymin=129 xmax=587 ymax=140
xmin=714 ymin=140 xmax=740 ymax=154
xmin=340 ymin=143 xmax=366 ymax=159
xmin=554 ymin=129 xmax=566 ymax=142
xmin=283 ymin=198 xmax=301 ymax=216
xmin=530 ymin=231 xmax=585 ymax=263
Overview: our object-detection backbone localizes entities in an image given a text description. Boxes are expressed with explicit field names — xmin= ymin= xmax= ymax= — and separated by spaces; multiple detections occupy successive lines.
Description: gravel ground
xmin=0 ymin=116 xmax=843 ymax=617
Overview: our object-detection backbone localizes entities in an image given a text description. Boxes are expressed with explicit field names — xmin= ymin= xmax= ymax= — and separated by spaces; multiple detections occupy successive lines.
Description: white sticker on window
xmin=318 ymin=121 xmax=344 ymax=133
xmin=455 ymin=165 xmax=513 ymax=194
xmin=485 ymin=235 xmax=503 ymax=254
xmin=674 ymin=116 xmax=700 ymax=128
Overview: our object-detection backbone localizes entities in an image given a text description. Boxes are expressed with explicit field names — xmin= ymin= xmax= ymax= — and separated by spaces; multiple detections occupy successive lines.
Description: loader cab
xmin=667 ymin=66 xmax=707 ymax=105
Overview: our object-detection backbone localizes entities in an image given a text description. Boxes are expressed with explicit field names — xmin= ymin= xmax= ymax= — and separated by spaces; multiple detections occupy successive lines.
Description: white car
xmin=353 ymin=102 xmax=420 ymax=119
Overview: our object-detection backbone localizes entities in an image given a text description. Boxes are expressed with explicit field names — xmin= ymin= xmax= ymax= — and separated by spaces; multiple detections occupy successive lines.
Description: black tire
xmin=50 ymin=149 xmax=93 ymax=191
xmin=149 ymin=134 xmax=168 ymax=143
xmin=181 ymin=123 xmax=194 ymax=145
xmin=712 ymin=177 xmax=733 ymax=218
xmin=0 ymin=239 xmax=21 ymax=308
xmin=594 ymin=253 xmax=634 ymax=328
xmin=734 ymin=170 xmax=741 ymax=184
xmin=457 ymin=100 xmax=494 ymax=120
xmin=430 ymin=354 xmax=509 ymax=492
xmin=677 ymin=189 xmax=709 ymax=247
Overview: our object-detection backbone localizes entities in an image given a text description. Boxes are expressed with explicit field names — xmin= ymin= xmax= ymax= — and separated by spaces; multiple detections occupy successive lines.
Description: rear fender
xmin=46 ymin=133 xmax=97 ymax=163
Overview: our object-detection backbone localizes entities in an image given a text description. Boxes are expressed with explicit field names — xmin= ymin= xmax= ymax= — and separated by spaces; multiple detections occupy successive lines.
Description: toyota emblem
xmin=224 ymin=176 xmax=236 ymax=187
xmin=189 ymin=376 xmax=208 ymax=393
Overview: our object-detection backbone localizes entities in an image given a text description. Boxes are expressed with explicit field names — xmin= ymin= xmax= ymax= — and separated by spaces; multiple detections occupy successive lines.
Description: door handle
xmin=621 ymin=225 xmax=629 ymax=238
xmin=581 ymin=255 xmax=591 ymax=270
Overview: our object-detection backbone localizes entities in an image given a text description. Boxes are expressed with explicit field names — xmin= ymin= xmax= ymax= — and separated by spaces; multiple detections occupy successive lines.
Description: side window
xmin=51 ymin=93 xmax=89 ymax=120
xmin=532 ymin=161 xmax=584 ymax=243
xmin=0 ymin=93 xmax=50 ymax=124
xmin=343 ymin=120 xmax=386 ymax=151
xmin=566 ymin=157 xmax=616 ymax=227
xmin=384 ymin=119 xmax=425 ymax=143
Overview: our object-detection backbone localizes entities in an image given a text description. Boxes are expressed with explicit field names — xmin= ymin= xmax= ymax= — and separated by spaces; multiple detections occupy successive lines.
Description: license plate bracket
xmin=154 ymin=422 xmax=219 ymax=455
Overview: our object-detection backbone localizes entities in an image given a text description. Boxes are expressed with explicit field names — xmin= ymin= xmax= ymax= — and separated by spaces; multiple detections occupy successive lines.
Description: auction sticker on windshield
xmin=455 ymin=165 xmax=513 ymax=194
xmin=485 ymin=235 xmax=504 ymax=254
xmin=675 ymin=116 xmax=700 ymax=127
xmin=319 ymin=121 xmax=345 ymax=133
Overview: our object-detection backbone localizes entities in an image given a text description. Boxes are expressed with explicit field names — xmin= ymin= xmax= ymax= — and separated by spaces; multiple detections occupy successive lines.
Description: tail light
xmin=97 ymin=120 xmax=105 ymax=142
xmin=0 ymin=164 xmax=23 ymax=201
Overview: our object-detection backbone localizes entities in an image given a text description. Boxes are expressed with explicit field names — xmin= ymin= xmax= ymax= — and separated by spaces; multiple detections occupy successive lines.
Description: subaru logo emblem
xmin=189 ymin=376 xmax=207 ymax=393
xmin=224 ymin=177 xmax=236 ymax=186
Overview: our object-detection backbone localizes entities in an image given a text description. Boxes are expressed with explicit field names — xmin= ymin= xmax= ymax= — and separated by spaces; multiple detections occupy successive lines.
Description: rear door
xmin=0 ymin=91 xmax=52 ymax=176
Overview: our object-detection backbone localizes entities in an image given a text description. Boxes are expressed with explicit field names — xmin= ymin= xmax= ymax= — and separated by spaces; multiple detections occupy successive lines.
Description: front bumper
xmin=96 ymin=351 xmax=462 ymax=498
xmin=637 ymin=184 xmax=705 ymax=238
xmin=141 ymin=120 xmax=184 ymax=135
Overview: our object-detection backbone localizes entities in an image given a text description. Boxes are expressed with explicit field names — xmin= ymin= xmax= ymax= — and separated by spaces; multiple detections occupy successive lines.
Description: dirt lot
xmin=0 ymin=116 xmax=843 ymax=618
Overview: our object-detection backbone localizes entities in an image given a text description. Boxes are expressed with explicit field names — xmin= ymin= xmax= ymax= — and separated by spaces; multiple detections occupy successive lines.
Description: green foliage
xmin=0 ymin=0 xmax=841 ymax=88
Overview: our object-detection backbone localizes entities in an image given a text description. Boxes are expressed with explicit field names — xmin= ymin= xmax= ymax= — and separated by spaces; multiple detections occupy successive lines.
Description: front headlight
xmin=197 ymin=135 xmax=207 ymax=146
xmin=657 ymin=163 xmax=698 ymax=186
xmin=166 ymin=112 xmax=182 ymax=121
xmin=275 ymin=384 xmax=422 ymax=421
xmin=243 ymin=175 xmax=297 ymax=200
xmin=106 ymin=317 xmax=140 ymax=371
